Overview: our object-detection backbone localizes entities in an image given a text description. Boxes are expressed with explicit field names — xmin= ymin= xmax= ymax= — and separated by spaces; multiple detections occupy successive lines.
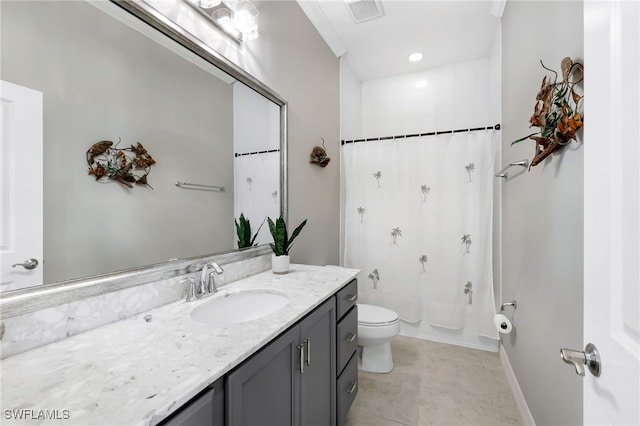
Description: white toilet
xmin=357 ymin=304 xmax=400 ymax=373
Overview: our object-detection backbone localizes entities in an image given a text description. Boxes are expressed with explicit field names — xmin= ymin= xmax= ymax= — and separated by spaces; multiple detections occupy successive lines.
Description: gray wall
xmin=243 ymin=0 xmax=341 ymax=266
xmin=1 ymin=1 xmax=235 ymax=282
xmin=501 ymin=2 xmax=583 ymax=424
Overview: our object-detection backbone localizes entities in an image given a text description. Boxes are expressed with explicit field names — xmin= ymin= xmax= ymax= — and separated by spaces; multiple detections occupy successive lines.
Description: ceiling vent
xmin=345 ymin=0 xmax=385 ymax=24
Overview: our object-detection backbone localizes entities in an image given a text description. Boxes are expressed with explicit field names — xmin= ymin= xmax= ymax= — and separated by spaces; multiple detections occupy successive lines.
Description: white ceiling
xmin=297 ymin=0 xmax=503 ymax=82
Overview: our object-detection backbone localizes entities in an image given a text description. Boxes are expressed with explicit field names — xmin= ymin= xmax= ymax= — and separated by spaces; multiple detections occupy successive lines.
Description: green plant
xmin=235 ymin=213 xmax=264 ymax=249
xmin=267 ymin=214 xmax=307 ymax=256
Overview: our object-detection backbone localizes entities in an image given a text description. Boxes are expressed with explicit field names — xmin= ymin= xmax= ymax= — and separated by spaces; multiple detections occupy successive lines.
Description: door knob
xmin=560 ymin=343 xmax=601 ymax=377
xmin=11 ymin=258 xmax=39 ymax=270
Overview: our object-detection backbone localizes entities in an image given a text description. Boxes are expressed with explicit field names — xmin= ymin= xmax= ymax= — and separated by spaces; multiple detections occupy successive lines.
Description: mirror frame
xmin=0 ymin=0 xmax=288 ymax=318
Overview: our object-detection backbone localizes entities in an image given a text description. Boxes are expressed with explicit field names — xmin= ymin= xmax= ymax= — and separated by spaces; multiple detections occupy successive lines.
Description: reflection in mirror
xmin=0 ymin=0 xmax=282 ymax=292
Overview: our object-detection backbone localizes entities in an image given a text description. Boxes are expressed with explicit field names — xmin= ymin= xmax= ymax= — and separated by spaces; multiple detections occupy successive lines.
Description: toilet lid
xmin=358 ymin=304 xmax=399 ymax=325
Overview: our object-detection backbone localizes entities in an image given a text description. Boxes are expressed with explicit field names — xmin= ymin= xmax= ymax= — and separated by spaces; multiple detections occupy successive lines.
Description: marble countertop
xmin=0 ymin=265 xmax=359 ymax=425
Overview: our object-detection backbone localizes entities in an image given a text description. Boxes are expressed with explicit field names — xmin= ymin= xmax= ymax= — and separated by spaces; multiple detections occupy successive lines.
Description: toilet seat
xmin=358 ymin=304 xmax=399 ymax=327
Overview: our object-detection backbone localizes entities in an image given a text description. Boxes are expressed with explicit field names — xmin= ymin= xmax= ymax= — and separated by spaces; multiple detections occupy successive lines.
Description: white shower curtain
xmin=343 ymin=130 xmax=498 ymax=340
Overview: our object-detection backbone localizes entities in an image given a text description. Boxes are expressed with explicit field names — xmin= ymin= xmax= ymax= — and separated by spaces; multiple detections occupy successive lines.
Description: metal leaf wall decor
xmin=511 ymin=57 xmax=584 ymax=168
xmin=87 ymin=138 xmax=156 ymax=189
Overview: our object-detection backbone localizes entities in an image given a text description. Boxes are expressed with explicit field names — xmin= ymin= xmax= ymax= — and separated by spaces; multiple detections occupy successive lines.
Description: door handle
xmin=12 ymin=258 xmax=39 ymax=270
xmin=304 ymin=338 xmax=311 ymax=366
xmin=560 ymin=343 xmax=601 ymax=377
xmin=298 ymin=344 xmax=305 ymax=374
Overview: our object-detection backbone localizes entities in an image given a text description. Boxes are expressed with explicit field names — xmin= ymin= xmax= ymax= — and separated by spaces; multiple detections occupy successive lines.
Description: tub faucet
xmin=201 ymin=262 xmax=224 ymax=295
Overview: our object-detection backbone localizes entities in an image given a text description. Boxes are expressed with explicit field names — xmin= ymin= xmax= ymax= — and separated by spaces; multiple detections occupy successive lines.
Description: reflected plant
xmin=235 ymin=213 xmax=264 ymax=249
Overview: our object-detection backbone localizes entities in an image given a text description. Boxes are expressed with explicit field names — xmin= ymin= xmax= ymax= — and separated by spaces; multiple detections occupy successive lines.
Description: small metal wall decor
xmin=87 ymin=138 xmax=156 ymax=189
xmin=309 ymin=138 xmax=331 ymax=168
xmin=511 ymin=57 xmax=584 ymax=168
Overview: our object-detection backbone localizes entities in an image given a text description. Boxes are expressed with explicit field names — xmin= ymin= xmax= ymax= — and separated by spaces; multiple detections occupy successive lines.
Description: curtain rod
xmin=341 ymin=124 xmax=501 ymax=145
xmin=234 ymin=148 xmax=280 ymax=157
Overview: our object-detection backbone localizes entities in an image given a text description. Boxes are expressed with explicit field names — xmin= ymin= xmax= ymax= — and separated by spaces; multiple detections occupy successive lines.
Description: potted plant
xmin=267 ymin=214 xmax=307 ymax=274
xmin=234 ymin=213 xmax=264 ymax=249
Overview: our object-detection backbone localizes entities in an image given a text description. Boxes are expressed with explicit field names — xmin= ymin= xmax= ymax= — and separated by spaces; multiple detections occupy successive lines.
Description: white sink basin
xmin=190 ymin=290 xmax=289 ymax=326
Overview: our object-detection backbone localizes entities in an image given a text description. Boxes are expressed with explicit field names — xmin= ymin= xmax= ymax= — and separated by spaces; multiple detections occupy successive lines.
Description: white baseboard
xmin=499 ymin=345 xmax=535 ymax=426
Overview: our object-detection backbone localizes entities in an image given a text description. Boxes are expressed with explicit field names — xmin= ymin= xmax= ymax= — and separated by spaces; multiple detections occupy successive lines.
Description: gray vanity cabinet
xmin=226 ymin=297 xmax=336 ymax=426
xmin=160 ymin=378 xmax=224 ymax=426
xmin=335 ymin=279 xmax=359 ymax=426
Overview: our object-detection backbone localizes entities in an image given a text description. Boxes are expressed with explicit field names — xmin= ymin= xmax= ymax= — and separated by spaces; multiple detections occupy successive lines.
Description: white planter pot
xmin=271 ymin=254 xmax=290 ymax=275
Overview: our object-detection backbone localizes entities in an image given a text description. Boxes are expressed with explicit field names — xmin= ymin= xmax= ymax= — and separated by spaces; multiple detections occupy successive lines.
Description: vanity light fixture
xmin=408 ymin=52 xmax=423 ymax=62
xmin=189 ymin=0 xmax=259 ymax=43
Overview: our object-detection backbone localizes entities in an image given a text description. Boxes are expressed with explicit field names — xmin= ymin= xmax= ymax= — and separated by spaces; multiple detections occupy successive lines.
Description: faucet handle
xmin=208 ymin=271 xmax=218 ymax=294
xmin=181 ymin=277 xmax=197 ymax=302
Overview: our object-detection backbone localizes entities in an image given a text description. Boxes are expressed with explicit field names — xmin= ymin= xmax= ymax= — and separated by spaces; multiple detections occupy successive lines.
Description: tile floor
xmin=345 ymin=336 xmax=522 ymax=426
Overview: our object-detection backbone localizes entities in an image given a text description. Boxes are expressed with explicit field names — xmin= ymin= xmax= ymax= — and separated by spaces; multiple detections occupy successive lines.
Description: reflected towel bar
xmin=175 ymin=181 xmax=225 ymax=192
xmin=495 ymin=160 xmax=529 ymax=179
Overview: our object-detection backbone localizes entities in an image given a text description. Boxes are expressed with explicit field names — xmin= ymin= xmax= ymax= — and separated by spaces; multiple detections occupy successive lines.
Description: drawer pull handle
xmin=304 ymin=338 xmax=311 ymax=366
xmin=347 ymin=294 xmax=357 ymax=302
xmin=298 ymin=344 xmax=305 ymax=374
xmin=347 ymin=382 xmax=358 ymax=394
xmin=346 ymin=333 xmax=357 ymax=343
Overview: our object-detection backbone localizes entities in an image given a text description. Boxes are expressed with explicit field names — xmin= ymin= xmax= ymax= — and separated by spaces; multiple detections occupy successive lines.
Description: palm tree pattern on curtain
xmin=464 ymin=163 xmax=475 ymax=182
xmin=357 ymin=207 xmax=366 ymax=223
xmin=342 ymin=130 xmax=497 ymax=338
xmin=419 ymin=254 xmax=429 ymax=272
xmin=368 ymin=269 xmax=380 ymax=289
xmin=420 ymin=185 xmax=431 ymax=202
xmin=373 ymin=171 xmax=382 ymax=187
xmin=461 ymin=234 xmax=472 ymax=254
xmin=390 ymin=227 xmax=402 ymax=244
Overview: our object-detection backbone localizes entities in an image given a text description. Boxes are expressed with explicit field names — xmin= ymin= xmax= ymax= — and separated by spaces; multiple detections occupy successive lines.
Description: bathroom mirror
xmin=0 ymin=0 xmax=286 ymax=294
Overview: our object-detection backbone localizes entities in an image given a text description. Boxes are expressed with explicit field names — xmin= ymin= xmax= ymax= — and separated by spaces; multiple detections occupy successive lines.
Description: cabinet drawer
xmin=337 ymin=353 xmax=358 ymax=426
xmin=336 ymin=306 xmax=358 ymax=376
xmin=336 ymin=279 xmax=358 ymax=320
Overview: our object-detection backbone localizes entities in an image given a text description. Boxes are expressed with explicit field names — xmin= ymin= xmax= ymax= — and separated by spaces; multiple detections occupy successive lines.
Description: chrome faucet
xmin=201 ymin=262 xmax=224 ymax=295
xmin=182 ymin=277 xmax=198 ymax=302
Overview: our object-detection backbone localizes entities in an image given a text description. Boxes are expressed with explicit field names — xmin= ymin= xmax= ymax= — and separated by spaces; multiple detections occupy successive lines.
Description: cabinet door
xmin=161 ymin=385 xmax=218 ymax=426
xmin=226 ymin=326 xmax=299 ymax=426
xmin=299 ymin=298 xmax=336 ymax=426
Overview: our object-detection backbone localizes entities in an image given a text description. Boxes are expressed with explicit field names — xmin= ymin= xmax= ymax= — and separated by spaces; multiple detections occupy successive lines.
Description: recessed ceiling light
xmin=415 ymin=80 xmax=427 ymax=88
xmin=408 ymin=52 xmax=423 ymax=62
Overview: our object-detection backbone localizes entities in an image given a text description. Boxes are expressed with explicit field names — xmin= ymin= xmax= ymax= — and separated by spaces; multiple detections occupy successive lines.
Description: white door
xmin=582 ymin=1 xmax=639 ymax=424
xmin=0 ymin=80 xmax=43 ymax=292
